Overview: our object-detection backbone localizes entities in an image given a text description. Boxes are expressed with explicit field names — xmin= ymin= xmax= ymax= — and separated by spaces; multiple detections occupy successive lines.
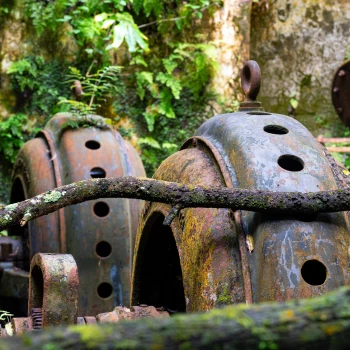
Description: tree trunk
xmin=1 ymin=286 xmax=350 ymax=349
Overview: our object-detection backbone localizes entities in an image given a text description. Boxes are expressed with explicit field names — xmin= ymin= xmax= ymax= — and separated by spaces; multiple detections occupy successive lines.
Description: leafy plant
xmin=59 ymin=64 xmax=121 ymax=116
xmin=0 ymin=114 xmax=39 ymax=163
xmin=0 ymin=310 xmax=13 ymax=321
xmin=7 ymin=56 xmax=69 ymax=118
xmin=9 ymin=0 xmax=223 ymax=174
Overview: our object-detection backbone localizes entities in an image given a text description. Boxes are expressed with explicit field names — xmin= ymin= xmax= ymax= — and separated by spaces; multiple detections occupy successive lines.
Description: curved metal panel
xmin=132 ymin=147 xmax=245 ymax=312
xmin=194 ymin=111 xmax=349 ymax=301
xmin=10 ymin=113 xmax=146 ymax=316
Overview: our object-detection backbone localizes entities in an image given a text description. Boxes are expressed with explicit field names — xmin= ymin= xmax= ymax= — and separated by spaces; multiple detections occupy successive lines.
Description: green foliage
xmin=7 ymin=56 xmax=69 ymax=117
xmin=314 ymin=114 xmax=350 ymax=169
xmin=134 ymin=41 xmax=217 ymax=133
xmin=0 ymin=310 xmax=13 ymax=321
xmin=8 ymin=0 xmax=223 ymax=174
xmin=59 ymin=64 xmax=121 ymax=116
xmin=114 ymin=86 xmax=216 ymax=174
xmin=0 ymin=114 xmax=39 ymax=163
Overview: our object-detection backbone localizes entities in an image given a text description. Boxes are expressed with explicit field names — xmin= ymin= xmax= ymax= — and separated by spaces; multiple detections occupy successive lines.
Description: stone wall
xmin=207 ymin=0 xmax=252 ymax=106
xmin=251 ymin=0 xmax=350 ymax=135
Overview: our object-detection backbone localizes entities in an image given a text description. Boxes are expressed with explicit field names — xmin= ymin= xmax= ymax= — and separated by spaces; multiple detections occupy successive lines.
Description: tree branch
xmin=1 ymin=286 xmax=350 ymax=349
xmin=1 ymin=176 xmax=350 ymax=231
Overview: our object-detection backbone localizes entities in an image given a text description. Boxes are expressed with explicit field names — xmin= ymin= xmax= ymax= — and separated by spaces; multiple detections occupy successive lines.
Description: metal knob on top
xmin=239 ymin=60 xmax=263 ymax=111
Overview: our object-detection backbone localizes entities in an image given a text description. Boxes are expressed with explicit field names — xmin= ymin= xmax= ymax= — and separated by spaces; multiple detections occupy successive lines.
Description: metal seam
xmin=39 ymin=130 xmax=66 ymax=253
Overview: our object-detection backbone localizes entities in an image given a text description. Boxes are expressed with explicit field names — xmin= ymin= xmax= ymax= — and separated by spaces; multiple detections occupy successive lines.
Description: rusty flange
xmin=332 ymin=60 xmax=350 ymax=127
xmin=28 ymin=253 xmax=79 ymax=327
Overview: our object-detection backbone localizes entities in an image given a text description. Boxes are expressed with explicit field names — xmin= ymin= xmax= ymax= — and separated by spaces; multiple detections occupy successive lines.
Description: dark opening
xmin=93 ymin=202 xmax=109 ymax=217
xmin=137 ymin=214 xmax=186 ymax=314
xmin=301 ymin=260 xmax=327 ymax=286
xmin=90 ymin=167 xmax=106 ymax=178
xmin=97 ymin=282 xmax=113 ymax=299
xmin=263 ymin=125 xmax=289 ymax=135
xmin=278 ymin=155 xmax=304 ymax=172
xmin=9 ymin=177 xmax=30 ymax=271
xmin=31 ymin=265 xmax=44 ymax=308
xmin=85 ymin=140 xmax=101 ymax=150
xmin=294 ymin=213 xmax=318 ymax=222
xmin=95 ymin=241 xmax=112 ymax=258
xmin=247 ymin=112 xmax=272 ymax=115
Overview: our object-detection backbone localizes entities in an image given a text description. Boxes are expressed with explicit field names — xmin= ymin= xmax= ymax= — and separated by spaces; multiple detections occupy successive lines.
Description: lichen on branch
xmin=1 ymin=176 xmax=350 ymax=231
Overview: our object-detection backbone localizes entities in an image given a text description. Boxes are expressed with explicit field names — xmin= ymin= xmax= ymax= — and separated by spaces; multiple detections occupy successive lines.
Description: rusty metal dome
xmin=6 ymin=113 xmax=145 ymax=316
xmin=132 ymin=61 xmax=349 ymax=312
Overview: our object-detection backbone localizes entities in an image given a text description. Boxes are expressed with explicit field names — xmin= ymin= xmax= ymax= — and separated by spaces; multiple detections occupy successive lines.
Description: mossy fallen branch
xmin=1 ymin=176 xmax=350 ymax=231
xmin=1 ymin=286 xmax=350 ymax=349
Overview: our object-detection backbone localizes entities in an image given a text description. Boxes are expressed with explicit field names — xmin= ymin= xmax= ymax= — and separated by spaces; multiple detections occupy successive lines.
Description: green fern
xmin=58 ymin=64 xmax=121 ymax=118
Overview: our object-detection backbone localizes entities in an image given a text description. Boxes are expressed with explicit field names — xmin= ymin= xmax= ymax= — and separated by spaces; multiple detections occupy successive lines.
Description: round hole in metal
xmin=93 ymin=202 xmax=109 ymax=217
xmin=294 ymin=213 xmax=318 ymax=222
xmin=278 ymin=155 xmax=304 ymax=172
xmin=301 ymin=260 xmax=327 ymax=286
xmin=264 ymin=125 xmax=289 ymax=135
xmin=96 ymin=241 xmax=112 ymax=258
xmin=97 ymin=282 xmax=113 ymax=299
xmin=247 ymin=112 xmax=272 ymax=115
xmin=90 ymin=167 xmax=106 ymax=179
xmin=85 ymin=140 xmax=101 ymax=150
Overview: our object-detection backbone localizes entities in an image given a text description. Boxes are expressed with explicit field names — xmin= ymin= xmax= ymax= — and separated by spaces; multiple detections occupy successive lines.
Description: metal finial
xmin=239 ymin=60 xmax=263 ymax=111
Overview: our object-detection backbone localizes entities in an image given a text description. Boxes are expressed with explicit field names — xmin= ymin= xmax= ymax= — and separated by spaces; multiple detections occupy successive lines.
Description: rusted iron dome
xmin=3 ymin=113 xmax=145 ymax=317
xmin=131 ymin=60 xmax=349 ymax=312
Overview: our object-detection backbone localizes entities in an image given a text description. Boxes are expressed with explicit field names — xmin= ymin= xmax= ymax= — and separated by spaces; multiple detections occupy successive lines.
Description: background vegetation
xmin=0 ymin=0 xmax=222 ymax=175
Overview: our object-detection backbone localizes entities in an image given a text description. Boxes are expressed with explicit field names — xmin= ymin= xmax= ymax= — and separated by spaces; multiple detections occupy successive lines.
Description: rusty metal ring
xmin=241 ymin=60 xmax=261 ymax=102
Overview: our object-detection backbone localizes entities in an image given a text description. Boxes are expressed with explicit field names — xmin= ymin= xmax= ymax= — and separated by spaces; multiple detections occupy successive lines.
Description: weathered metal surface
xmin=0 ymin=236 xmax=28 ymax=316
xmin=96 ymin=305 xmax=168 ymax=323
xmin=28 ymin=253 xmax=79 ymax=327
xmin=132 ymin=60 xmax=350 ymax=310
xmin=9 ymin=113 xmax=146 ymax=316
xmin=11 ymin=317 xmax=32 ymax=335
xmin=3 ymin=254 xmax=168 ymax=336
xmin=332 ymin=59 xmax=350 ymax=127
xmin=0 ymin=265 xmax=28 ymax=299
xmin=132 ymin=147 xmax=245 ymax=312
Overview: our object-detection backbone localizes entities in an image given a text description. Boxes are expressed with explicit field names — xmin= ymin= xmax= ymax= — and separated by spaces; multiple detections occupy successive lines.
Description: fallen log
xmin=1 ymin=286 xmax=350 ymax=349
